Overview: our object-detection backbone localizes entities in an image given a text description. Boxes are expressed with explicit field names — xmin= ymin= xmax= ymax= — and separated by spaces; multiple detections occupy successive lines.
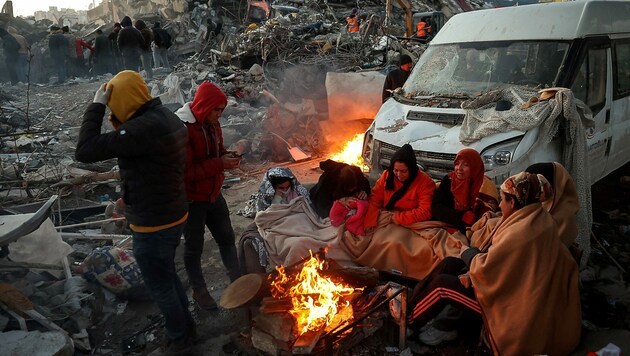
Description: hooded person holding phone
xmin=175 ymin=82 xmax=242 ymax=311
xmin=75 ymin=70 xmax=194 ymax=354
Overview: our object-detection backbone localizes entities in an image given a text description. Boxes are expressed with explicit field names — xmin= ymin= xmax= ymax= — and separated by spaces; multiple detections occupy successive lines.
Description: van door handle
xmin=605 ymin=109 xmax=610 ymax=124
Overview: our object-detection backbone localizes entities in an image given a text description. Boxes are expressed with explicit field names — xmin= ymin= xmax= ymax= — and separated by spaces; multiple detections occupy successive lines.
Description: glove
xmin=93 ymin=84 xmax=112 ymax=105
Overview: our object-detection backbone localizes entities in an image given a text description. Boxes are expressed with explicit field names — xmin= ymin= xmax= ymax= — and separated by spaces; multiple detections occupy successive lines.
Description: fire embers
xmin=269 ymin=251 xmax=359 ymax=336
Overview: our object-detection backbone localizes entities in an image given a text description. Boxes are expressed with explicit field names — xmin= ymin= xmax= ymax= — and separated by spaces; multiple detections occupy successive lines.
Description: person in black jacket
xmin=382 ymin=54 xmax=413 ymax=103
xmin=48 ymin=26 xmax=69 ymax=83
xmin=0 ymin=27 xmax=20 ymax=84
xmin=117 ymin=16 xmax=143 ymax=71
xmin=108 ymin=22 xmax=122 ymax=73
xmin=309 ymin=159 xmax=371 ymax=219
xmin=75 ymin=70 xmax=194 ymax=354
xmin=152 ymin=22 xmax=171 ymax=69
xmin=134 ymin=20 xmax=153 ymax=79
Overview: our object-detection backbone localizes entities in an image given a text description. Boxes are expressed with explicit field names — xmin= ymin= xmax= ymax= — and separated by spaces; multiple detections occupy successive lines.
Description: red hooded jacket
xmin=176 ymin=82 xmax=228 ymax=202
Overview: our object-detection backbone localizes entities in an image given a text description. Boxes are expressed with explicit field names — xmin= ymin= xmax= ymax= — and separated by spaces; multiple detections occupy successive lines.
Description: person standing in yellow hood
xmin=75 ymin=70 xmax=195 ymax=354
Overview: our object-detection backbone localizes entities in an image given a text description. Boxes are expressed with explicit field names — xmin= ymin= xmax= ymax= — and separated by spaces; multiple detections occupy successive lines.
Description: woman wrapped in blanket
xmin=431 ymin=148 xmax=498 ymax=234
xmin=239 ymin=167 xmax=311 ymax=274
xmin=363 ymin=144 xmax=435 ymax=229
xmin=408 ymin=171 xmax=581 ymax=354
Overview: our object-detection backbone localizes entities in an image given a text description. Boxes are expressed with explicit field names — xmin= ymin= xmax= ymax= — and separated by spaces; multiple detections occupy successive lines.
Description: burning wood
xmin=269 ymin=251 xmax=361 ymax=337
xmin=329 ymin=133 xmax=365 ymax=168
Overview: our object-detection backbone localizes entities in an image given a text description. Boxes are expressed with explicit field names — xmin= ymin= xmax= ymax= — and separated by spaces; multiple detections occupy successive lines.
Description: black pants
xmin=408 ymin=257 xmax=480 ymax=328
xmin=184 ymin=195 xmax=241 ymax=289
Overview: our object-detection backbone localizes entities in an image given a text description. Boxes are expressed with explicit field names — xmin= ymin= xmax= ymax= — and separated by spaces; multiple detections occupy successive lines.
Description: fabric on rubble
xmin=339 ymin=211 xmax=467 ymax=281
xmin=460 ymin=87 xmax=593 ymax=266
xmin=81 ymin=246 xmax=147 ymax=297
xmin=7 ymin=218 xmax=73 ymax=266
xmin=467 ymin=203 xmax=581 ymax=355
xmin=0 ymin=283 xmax=33 ymax=314
xmin=254 ymin=196 xmax=354 ymax=268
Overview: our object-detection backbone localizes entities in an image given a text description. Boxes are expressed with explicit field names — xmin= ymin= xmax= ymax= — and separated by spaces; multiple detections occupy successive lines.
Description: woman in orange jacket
xmin=364 ymin=144 xmax=435 ymax=229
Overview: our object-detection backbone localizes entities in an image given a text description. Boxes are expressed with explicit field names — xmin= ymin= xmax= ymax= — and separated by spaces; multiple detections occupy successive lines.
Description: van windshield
xmin=403 ymin=41 xmax=570 ymax=98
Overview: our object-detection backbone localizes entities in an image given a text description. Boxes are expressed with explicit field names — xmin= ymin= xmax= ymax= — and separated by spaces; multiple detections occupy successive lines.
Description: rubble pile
xmin=5 ymin=1 xmax=628 ymax=355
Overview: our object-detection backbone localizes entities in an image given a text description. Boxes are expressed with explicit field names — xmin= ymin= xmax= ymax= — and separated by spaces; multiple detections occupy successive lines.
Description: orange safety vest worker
xmin=416 ymin=21 xmax=427 ymax=38
xmin=347 ymin=16 xmax=360 ymax=33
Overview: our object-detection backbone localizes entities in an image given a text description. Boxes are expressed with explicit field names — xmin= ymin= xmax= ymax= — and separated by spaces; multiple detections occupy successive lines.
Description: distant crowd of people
xmin=47 ymin=16 xmax=173 ymax=84
xmin=0 ymin=17 xmax=174 ymax=85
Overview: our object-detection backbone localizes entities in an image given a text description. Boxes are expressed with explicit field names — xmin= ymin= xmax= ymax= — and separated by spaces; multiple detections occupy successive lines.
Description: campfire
xmin=269 ymin=251 xmax=359 ymax=336
xmin=221 ymin=249 xmax=408 ymax=354
xmin=329 ymin=133 xmax=365 ymax=168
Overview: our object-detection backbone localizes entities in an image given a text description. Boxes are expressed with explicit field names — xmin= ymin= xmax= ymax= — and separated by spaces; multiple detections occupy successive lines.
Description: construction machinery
xmin=385 ymin=0 xmax=446 ymax=40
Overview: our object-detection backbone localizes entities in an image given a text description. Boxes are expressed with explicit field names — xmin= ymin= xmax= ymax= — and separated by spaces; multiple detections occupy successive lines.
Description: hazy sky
xmin=11 ymin=0 xmax=98 ymax=17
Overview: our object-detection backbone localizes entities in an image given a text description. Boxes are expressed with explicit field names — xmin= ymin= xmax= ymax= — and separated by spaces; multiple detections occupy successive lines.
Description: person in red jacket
xmin=364 ymin=143 xmax=435 ymax=229
xmin=175 ymin=82 xmax=241 ymax=310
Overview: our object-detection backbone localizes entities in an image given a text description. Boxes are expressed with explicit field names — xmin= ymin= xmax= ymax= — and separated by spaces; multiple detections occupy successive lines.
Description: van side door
xmin=569 ymin=37 xmax=611 ymax=183
xmin=607 ymin=36 xmax=630 ymax=175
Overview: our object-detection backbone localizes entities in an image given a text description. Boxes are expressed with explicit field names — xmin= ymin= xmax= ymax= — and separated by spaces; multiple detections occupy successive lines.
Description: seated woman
xmin=364 ymin=144 xmax=436 ymax=229
xmin=256 ymin=167 xmax=311 ymax=212
xmin=431 ymin=148 xmax=498 ymax=233
xmin=239 ymin=167 xmax=311 ymax=274
xmin=408 ymin=172 xmax=581 ymax=354
xmin=310 ymin=159 xmax=371 ymax=219
xmin=339 ymin=144 xmax=466 ymax=280
xmin=525 ymin=162 xmax=579 ymax=247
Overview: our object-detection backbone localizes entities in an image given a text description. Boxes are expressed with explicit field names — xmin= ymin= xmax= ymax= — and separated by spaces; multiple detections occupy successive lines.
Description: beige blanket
xmin=339 ymin=211 xmax=467 ymax=280
xmin=469 ymin=204 xmax=581 ymax=355
xmin=255 ymin=196 xmax=356 ymax=268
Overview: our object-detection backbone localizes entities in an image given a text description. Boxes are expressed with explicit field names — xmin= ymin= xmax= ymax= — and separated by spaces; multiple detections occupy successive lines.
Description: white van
xmin=362 ymin=0 xmax=630 ymax=185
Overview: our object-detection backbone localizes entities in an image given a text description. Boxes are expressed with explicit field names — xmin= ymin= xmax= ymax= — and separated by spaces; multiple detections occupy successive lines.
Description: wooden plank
xmin=59 ymin=232 xmax=129 ymax=240
xmin=54 ymin=217 xmax=125 ymax=230
xmin=292 ymin=326 xmax=326 ymax=354
xmin=260 ymin=297 xmax=293 ymax=313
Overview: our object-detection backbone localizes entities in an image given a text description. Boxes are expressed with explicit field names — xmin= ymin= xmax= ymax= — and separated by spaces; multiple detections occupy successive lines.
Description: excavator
xmin=385 ymin=0 xmax=446 ymax=41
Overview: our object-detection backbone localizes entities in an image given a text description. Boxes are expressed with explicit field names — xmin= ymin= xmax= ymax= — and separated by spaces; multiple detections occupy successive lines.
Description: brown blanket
xmin=469 ymin=204 xmax=581 ymax=355
xmin=255 ymin=196 xmax=356 ymax=268
xmin=339 ymin=211 xmax=467 ymax=280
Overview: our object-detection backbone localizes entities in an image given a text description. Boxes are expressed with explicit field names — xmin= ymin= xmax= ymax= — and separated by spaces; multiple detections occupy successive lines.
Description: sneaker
xmin=419 ymin=324 xmax=458 ymax=346
xmin=420 ymin=318 xmax=434 ymax=332
xmin=192 ymin=288 xmax=218 ymax=311
xmin=435 ymin=304 xmax=462 ymax=321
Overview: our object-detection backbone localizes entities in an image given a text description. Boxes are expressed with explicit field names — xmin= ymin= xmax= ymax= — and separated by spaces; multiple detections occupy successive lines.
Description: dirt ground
xmin=4 ymin=79 xmax=630 ymax=355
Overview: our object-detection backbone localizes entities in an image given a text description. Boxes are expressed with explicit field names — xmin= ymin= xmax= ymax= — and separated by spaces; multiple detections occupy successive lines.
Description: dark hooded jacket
xmin=134 ymin=20 xmax=153 ymax=52
xmin=152 ymin=22 xmax=172 ymax=49
xmin=310 ymin=159 xmax=371 ymax=218
xmin=0 ymin=27 xmax=20 ymax=60
xmin=117 ymin=16 xmax=144 ymax=56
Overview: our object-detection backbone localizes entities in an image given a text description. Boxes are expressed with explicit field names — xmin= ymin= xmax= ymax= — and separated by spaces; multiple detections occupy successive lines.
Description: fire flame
xmin=329 ymin=133 xmax=365 ymax=167
xmin=270 ymin=252 xmax=357 ymax=335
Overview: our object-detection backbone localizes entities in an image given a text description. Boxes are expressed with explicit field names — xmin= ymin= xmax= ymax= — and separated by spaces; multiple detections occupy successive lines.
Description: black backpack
xmin=161 ymin=30 xmax=172 ymax=49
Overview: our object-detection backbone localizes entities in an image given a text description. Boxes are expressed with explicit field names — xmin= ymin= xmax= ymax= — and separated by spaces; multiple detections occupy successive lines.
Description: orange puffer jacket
xmin=364 ymin=170 xmax=436 ymax=228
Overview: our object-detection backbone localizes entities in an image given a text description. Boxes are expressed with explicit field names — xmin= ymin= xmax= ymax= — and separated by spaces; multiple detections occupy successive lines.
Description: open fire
xmin=269 ymin=252 xmax=359 ymax=336
xmin=329 ymin=133 xmax=365 ymax=168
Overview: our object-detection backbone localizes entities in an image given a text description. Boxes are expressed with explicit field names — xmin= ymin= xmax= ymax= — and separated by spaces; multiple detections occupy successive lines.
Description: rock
xmin=248 ymin=63 xmax=264 ymax=76
xmin=0 ymin=330 xmax=74 ymax=356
